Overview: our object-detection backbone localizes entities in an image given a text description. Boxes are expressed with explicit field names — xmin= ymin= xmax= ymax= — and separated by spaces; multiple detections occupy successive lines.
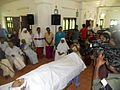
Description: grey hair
xmin=104 ymin=49 xmax=120 ymax=72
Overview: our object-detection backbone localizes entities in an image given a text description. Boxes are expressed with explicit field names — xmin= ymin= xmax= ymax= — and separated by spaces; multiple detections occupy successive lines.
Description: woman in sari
xmin=44 ymin=27 xmax=54 ymax=58
xmin=20 ymin=39 xmax=38 ymax=64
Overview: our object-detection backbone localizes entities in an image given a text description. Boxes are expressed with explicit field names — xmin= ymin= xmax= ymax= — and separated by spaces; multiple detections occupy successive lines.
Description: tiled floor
xmin=0 ymin=58 xmax=93 ymax=90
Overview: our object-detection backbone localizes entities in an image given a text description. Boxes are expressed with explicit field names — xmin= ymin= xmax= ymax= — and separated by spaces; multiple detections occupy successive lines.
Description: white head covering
xmin=10 ymin=79 xmax=27 ymax=90
xmin=57 ymin=38 xmax=69 ymax=51
xmin=19 ymin=28 xmax=32 ymax=44
xmin=55 ymin=38 xmax=69 ymax=60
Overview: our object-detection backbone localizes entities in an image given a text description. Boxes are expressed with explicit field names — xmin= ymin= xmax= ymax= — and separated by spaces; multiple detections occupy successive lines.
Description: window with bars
xmin=100 ymin=19 xmax=104 ymax=27
xmin=110 ymin=19 xmax=118 ymax=27
xmin=5 ymin=17 xmax=13 ymax=33
xmin=63 ymin=18 xmax=76 ymax=30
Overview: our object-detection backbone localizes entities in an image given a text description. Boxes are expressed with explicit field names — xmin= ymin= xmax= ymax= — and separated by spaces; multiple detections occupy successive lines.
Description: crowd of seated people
xmin=0 ymin=27 xmax=55 ymax=79
xmin=63 ymin=24 xmax=120 ymax=90
xmin=0 ymin=22 xmax=120 ymax=90
xmin=0 ymin=25 xmax=70 ymax=79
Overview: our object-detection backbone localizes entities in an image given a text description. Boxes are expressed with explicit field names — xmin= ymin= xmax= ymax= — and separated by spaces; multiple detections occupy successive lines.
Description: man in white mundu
xmin=0 ymin=59 xmax=15 ymax=77
xmin=5 ymin=42 xmax=26 ymax=70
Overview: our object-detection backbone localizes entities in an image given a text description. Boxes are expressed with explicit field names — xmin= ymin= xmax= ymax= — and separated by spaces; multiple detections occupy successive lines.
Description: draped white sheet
xmin=0 ymin=52 xmax=86 ymax=90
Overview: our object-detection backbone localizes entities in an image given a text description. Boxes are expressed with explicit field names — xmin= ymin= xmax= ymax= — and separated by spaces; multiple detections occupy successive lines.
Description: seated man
xmin=0 ymin=48 xmax=5 ymax=60
xmin=0 ymin=59 xmax=15 ymax=78
xmin=0 ymin=38 xmax=9 ymax=52
xmin=69 ymin=42 xmax=82 ymax=58
xmin=99 ymin=32 xmax=116 ymax=46
xmin=5 ymin=41 xmax=26 ymax=70
xmin=93 ymin=49 xmax=120 ymax=90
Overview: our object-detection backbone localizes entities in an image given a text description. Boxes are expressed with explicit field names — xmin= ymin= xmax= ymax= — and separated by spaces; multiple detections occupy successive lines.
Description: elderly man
xmin=5 ymin=42 xmax=26 ymax=70
xmin=0 ymin=59 xmax=15 ymax=78
xmin=0 ymin=24 xmax=8 ymax=41
xmin=93 ymin=49 xmax=120 ymax=90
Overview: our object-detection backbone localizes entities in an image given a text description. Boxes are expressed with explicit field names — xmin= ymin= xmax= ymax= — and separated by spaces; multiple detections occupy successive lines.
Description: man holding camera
xmin=93 ymin=49 xmax=120 ymax=90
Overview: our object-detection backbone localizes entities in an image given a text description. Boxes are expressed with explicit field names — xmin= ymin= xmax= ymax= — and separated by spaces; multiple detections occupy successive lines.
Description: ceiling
xmin=0 ymin=0 xmax=18 ymax=6
xmin=1 ymin=0 xmax=119 ymax=7
xmin=0 ymin=0 xmax=100 ymax=6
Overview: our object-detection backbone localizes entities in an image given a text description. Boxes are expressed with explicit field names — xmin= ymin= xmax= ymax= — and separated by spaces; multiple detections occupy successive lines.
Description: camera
xmin=85 ymin=40 xmax=111 ymax=58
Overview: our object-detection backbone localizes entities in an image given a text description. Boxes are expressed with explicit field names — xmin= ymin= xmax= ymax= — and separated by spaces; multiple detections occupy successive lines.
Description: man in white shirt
xmin=0 ymin=39 xmax=9 ymax=52
xmin=5 ymin=42 xmax=26 ymax=70
xmin=94 ymin=24 xmax=100 ymax=33
xmin=34 ymin=27 xmax=44 ymax=59
xmin=0 ymin=59 xmax=15 ymax=78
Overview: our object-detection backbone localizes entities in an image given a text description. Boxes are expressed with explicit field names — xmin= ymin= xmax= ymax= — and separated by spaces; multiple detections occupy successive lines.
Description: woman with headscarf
xmin=19 ymin=28 xmax=32 ymax=45
xmin=55 ymin=38 xmax=69 ymax=60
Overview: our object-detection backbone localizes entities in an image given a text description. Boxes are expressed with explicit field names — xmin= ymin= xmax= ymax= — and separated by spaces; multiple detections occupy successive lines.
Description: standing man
xmin=80 ymin=24 xmax=88 ymax=39
xmin=0 ymin=24 xmax=8 ymax=41
xmin=71 ymin=25 xmax=80 ymax=43
xmin=94 ymin=24 xmax=100 ymax=33
xmin=34 ymin=27 xmax=44 ymax=59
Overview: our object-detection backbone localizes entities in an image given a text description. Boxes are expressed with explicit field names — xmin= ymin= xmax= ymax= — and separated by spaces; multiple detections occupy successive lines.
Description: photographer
xmin=93 ymin=49 xmax=120 ymax=90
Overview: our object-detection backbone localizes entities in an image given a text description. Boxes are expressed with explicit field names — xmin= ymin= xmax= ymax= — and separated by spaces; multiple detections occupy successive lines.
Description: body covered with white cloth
xmin=0 ymin=52 xmax=86 ymax=90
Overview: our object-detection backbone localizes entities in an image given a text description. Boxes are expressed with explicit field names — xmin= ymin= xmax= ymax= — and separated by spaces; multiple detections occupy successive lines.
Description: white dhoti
xmin=0 ymin=59 xmax=15 ymax=77
xmin=5 ymin=46 xmax=26 ymax=70
xmin=12 ymin=56 xmax=26 ymax=70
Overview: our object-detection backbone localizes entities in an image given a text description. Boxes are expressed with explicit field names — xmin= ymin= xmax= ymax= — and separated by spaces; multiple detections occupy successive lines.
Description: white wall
xmin=0 ymin=0 xmax=81 ymax=34
xmin=1 ymin=0 xmax=120 ymax=33
xmin=98 ymin=0 xmax=120 ymax=28
xmin=80 ymin=1 xmax=100 ymax=28
xmin=0 ymin=8 xmax=2 ymax=24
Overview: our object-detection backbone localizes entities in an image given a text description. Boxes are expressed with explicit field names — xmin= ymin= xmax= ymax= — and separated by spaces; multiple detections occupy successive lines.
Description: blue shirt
xmin=55 ymin=32 xmax=65 ymax=46
xmin=0 ymin=28 xmax=8 ymax=39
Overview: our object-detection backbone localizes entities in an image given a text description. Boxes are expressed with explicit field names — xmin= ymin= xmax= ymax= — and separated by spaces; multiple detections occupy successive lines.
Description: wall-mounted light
xmin=54 ymin=5 xmax=58 ymax=14
xmin=76 ymin=9 xmax=79 ymax=17
xmin=100 ymin=13 xmax=106 ymax=19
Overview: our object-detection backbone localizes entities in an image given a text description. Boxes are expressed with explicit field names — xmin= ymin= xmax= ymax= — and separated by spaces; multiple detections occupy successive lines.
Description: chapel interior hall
xmin=0 ymin=0 xmax=120 ymax=90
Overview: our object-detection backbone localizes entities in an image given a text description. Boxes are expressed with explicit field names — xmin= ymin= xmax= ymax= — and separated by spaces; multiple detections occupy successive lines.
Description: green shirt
xmin=93 ymin=74 xmax=120 ymax=90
